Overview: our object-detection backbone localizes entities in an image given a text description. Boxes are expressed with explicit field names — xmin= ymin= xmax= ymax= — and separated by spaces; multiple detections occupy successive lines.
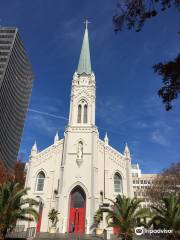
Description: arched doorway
xmin=68 ymin=186 xmax=86 ymax=234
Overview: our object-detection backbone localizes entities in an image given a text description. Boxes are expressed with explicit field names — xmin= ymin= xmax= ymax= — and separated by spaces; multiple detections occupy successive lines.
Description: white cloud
xmin=151 ymin=130 xmax=168 ymax=146
xmin=151 ymin=120 xmax=173 ymax=146
xmin=97 ymin=98 xmax=124 ymax=125
xmin=136 ymin=121 xmax=148 ymax=129
xmin=29 ymin=108 xmax=68 ymax=120
xmin=26 ymin=109 xmax=67 ymax=136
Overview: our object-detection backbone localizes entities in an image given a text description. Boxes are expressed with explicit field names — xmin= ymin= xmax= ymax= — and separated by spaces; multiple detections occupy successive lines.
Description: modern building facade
xmin=132 ymin=164 xmax=157 ymax=208
xmin=0 ymin=27 xmax=34 ymax=169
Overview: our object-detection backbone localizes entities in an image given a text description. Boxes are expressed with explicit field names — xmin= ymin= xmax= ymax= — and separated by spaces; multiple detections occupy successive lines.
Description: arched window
xmin=77 ymin=105 xmax=82 ymax=123
xmin=36 ymin=171 xmax=45 ymax=192
xmin=83 ymin=104 xmax=88 ymax=123
xmin=77 ymin=100 xmax=88 ymax=124
xmin=114 ymin=173 xmax=122 ymax=193
xmin=71 ymin=187 xmax=86 ymax=208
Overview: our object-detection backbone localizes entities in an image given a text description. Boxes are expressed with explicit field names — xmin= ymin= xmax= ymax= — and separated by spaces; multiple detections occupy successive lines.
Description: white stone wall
xmin=57 ymin=126 xmax=99 ymax=233
xmin=23 ymin=140 xmax=63 ymax=232
xmin=97 ymin=139 xmax=133 ymax=201
xmin=22 ymin=71 xmax=134 ymax=234
xmin=23 ymin=133 xmax=133 ymax=234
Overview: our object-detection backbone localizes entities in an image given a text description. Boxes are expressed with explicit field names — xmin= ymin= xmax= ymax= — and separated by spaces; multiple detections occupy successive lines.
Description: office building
xmin=0 ymin=27 xmax=34 ymax=169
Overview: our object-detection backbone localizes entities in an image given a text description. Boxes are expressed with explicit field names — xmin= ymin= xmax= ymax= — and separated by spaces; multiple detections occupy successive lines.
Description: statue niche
xmin=76 ymin=141 xmax=83 ymax=167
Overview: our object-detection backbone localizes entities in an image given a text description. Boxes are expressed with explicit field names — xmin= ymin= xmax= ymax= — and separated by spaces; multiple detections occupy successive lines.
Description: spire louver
xmin=77 ymin=24 xmax=92 ymax=75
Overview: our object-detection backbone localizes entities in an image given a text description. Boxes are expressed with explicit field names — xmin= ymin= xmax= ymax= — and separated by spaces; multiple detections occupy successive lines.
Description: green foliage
xmin=48 ymin=208 xmax=60 ymax=227
xmin=94 ymin=209 xmax=103 ymax=224
xmin=153 ymin=55 xmax=180 ymax=110
xmin=149 ymin=195 xmax=180 ymax=233
xmin=113 ymin=0 xmax=180 ymax=111
xmin=113 ymin=0 xmax=179 ymax=32
xmin=91 ymin=209 xmax=103 ymax=230
xmin=0 ymin=181 xmax=39 ymax=240
xmin=100 ymin=195 xmax=150 ymax=240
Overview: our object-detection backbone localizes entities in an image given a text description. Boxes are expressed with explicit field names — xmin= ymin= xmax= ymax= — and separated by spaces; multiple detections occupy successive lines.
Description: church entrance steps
xmin=34 ymin=233 xmax=105 ymax=240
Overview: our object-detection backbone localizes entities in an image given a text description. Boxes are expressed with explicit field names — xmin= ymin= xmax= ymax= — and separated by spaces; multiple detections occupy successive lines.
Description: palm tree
xmin=149 ymin=196 xmax=180 ymax=239
xmin=0 ymin=181 xmax=39 ymax=240
xmin=100 ymin=195 xmax=150 ymax=240
xmin=48 ymin=208 xmax=60 ymax=227
xmin=91 ymin=209 xmax=103 ymax=232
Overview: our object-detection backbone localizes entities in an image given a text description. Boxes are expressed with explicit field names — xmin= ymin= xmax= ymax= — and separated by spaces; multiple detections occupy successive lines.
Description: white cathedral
xmin=23 ymin=24 xmax=135 ymax=234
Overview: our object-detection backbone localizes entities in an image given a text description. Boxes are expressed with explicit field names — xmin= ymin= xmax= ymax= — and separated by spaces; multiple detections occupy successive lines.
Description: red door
xmin=68 ymin=186 xmax=86 ymax=234
xmin=36 ymin=203 xmax=43 ymax=233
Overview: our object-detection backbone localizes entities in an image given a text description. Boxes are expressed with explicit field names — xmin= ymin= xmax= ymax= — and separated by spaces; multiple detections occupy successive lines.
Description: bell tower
xmin=59 ymin=23 xmax=99 ymax=234
xmin=68 ymin=22 xmax=96 ymax=127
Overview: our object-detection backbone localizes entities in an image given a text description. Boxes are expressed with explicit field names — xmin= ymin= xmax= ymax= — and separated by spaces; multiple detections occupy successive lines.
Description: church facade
xmin=23 ymin=24 xmax=134 ymax=234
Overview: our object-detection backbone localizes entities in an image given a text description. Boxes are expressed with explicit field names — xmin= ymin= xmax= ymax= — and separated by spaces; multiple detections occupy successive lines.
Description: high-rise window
xmin=0 ymin=27 xmax=34 ymax=170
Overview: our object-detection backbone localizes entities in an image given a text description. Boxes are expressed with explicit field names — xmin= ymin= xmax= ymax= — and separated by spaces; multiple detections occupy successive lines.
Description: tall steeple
xmin=77 ymin=20 xmax=92 ymax=75
xmin=68 ymin=22 xmax=95 ymax=127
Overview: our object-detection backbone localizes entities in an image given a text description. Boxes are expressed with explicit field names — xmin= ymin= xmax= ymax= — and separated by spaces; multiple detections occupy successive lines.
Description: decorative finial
xmin=54 ymin=131 xmax=59 ymax=145
xmin=104 ymin=132 xmax=109 ymax=145
xmin=31 ymin=141 xmax=38 ymax=156
xmin=124 ymin=142 xmax=130 ymax=159
xmin=32 ymin=141 xmax=37 ymax=151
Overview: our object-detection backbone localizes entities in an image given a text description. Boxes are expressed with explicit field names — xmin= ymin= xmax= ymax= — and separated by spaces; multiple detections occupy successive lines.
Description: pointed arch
xmin=67 ymin=181 xmax=90 ymax=198
xmin=77 ymin=99 xmax=88 ymax=124
xmin=70 ymin=185 xmax=86 ymax=208
xmin=83 ymin=104 xmax=88 ymax=123
xmin=77 ymin=104 xmax=82 ymax=123
xmin=36 ymin=171 xmax=45 ymax=192
xmin=114 ymin=172 xmax=123 ymax=193
xmin=68 ymin=185 xmax=86 ymax=233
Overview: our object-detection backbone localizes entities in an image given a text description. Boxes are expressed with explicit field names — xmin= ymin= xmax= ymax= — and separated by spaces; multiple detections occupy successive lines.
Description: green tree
xmin=100 ymin=195 xmax=150 ymax=240
xmin=113 ymin=0 xmax=180 ymax=110
xmin=0 ymin=181 xmax=39 ymax=240
xmin=91 ymin=209 xmax=103 ymax=231
xmin=149 ymin=196 xmax=180 ymax=239
xmin=154 ymin=55 xmax=180 ymax=111
xmin=48 ymin=208 xmax=60 ymax=227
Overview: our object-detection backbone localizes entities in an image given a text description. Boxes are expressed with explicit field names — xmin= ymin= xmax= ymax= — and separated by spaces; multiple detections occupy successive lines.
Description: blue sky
xmin=1 ymin=0 xmax=179 ymax=173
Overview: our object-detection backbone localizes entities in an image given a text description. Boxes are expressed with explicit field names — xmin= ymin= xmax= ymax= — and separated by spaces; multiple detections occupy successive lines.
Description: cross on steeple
xmin=84 ymin=19 xmax=91 ymax=29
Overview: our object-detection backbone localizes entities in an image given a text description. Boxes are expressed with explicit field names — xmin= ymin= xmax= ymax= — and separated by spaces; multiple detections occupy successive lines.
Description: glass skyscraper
xmin=0 ymin=27 xmax=34 ymax=169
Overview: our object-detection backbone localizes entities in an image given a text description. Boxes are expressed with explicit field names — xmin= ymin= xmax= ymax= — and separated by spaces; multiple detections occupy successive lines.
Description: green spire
xmin=77 ymin=22 xmax=92 ymax=75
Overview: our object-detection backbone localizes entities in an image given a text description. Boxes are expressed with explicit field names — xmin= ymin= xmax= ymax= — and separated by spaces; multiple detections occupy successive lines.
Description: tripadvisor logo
xmin=135 ymin=227 xmax=173 ymax=236
xmin=135 ymin=227 xmax=144 ymax=236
